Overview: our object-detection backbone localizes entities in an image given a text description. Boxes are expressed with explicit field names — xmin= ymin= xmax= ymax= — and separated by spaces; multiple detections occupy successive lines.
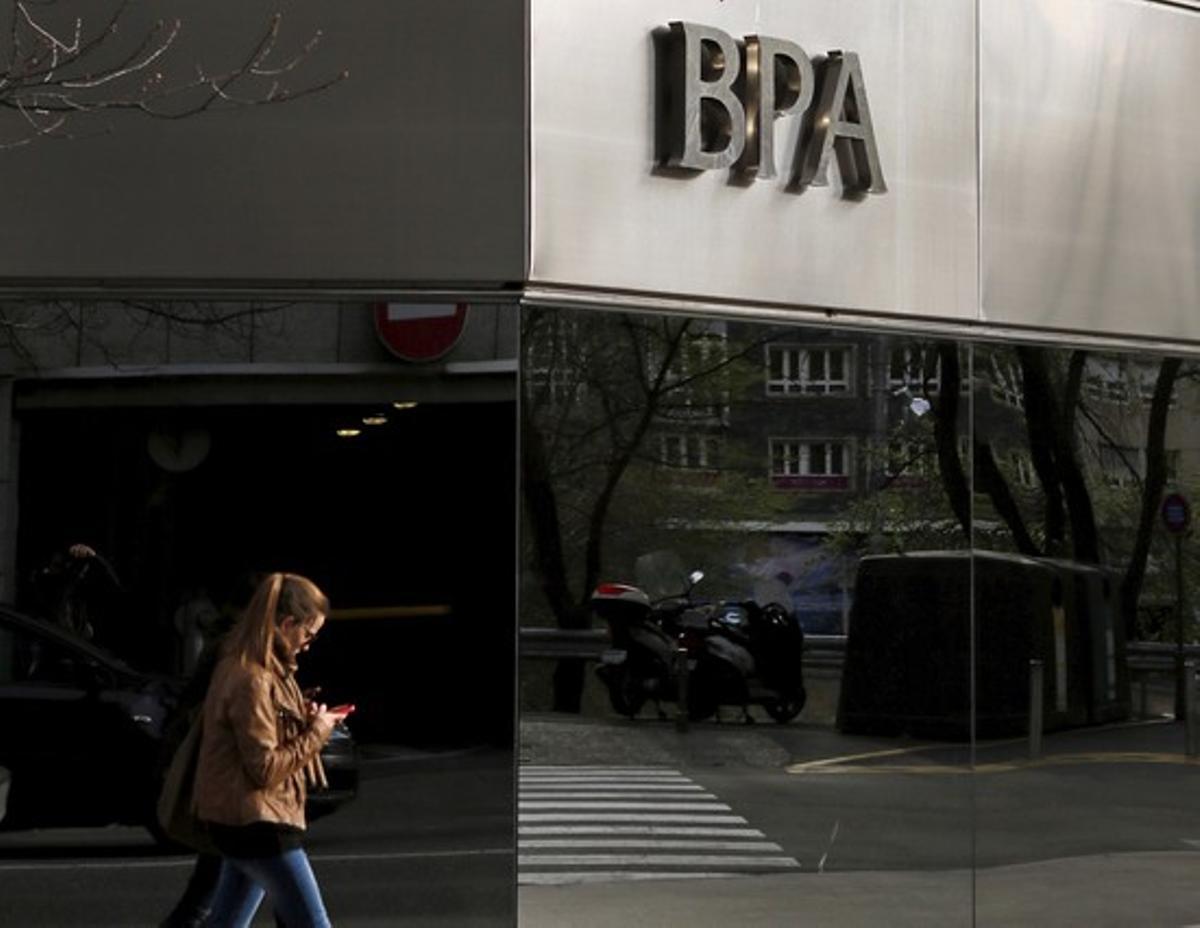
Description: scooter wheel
xmin=764 ymin=686 xmax=807 ymax=724
xmin=604 ymin=664 xmax=647 ymax=719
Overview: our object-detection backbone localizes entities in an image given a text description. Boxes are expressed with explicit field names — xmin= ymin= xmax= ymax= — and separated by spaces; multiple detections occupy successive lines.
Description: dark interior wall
xmin=0 ymin=0 xmax=527 ymax=285
xmin=15 ymin=399 xmax=516 ymax=748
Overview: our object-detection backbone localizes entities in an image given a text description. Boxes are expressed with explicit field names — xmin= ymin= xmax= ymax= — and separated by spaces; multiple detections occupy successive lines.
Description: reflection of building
xmin=641 ymin=326 xmax=1200 ymax=633
xmin=638 ymin=325 xmax=1027 ymax=631
xmin=1081 ymin=357 xmax=1194 ymax=489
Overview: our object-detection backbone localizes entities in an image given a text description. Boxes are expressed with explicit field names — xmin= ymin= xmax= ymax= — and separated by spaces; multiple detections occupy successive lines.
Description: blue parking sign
xmin=1162 ymin=493 xmax=1190 ymax=534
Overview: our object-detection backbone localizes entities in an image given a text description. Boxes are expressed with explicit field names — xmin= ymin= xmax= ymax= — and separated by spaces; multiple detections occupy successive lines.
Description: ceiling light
xmin=362 ymin=415 xmax=388 ymax=426
xmin=336 ymin=429 xmax=361 ymax=438
xmin=392 ymin=401 xmax=418 ymax=411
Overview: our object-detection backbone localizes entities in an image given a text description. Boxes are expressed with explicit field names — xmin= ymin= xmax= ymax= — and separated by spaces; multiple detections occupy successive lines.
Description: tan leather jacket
xmin=194 ymin=652 xmax=332 ymax=830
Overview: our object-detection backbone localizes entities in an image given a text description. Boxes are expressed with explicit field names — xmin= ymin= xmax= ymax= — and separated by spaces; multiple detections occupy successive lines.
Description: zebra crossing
xmin=518 ymin=765 xmax=800 ymax=885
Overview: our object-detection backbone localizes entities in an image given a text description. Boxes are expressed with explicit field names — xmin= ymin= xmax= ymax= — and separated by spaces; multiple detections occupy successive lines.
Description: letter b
xmin=659 ymin=22 xmax=746 ymax=170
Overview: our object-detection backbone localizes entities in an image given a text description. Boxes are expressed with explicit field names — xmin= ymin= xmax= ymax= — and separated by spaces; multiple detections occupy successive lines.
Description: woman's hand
xmin=307 ymin=702 xmax=350 ymax=738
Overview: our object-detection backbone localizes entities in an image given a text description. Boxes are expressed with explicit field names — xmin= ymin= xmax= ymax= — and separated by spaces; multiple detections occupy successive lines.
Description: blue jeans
xmin=204 ymin=849 xmax=331 ymax=928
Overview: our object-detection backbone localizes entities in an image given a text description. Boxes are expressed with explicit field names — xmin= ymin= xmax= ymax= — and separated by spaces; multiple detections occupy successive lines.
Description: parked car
xmin=0 ymin=604 xmax=358 ymax=840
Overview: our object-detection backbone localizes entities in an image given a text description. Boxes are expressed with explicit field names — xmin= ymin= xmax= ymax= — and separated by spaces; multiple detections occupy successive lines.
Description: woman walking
xmin=193 ymin=572 xmax=349 ymax=927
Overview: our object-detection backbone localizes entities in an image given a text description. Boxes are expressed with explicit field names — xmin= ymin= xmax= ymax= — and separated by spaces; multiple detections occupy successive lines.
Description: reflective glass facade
xmin=518 ymin=308 xmax=1200 ymax=926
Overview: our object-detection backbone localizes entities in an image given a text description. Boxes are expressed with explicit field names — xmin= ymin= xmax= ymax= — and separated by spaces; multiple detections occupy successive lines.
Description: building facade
xmin=0 ymin=0 xmax=1198 ymax=924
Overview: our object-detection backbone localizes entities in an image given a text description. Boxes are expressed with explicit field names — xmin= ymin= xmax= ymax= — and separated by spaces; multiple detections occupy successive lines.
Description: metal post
xmin=1187 ymin=661 xmax=1198 ymax=758
xmin=1176 ymin=534 xmax=1188 ymax=721
xmin=674 ymin=647 xmax=689 ymax=733
xmin=1029 ymin=659 xmax=1044 ymax=761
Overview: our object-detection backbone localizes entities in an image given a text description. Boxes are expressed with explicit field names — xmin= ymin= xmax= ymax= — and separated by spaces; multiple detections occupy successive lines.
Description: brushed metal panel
xmin=982 ymin=0 xmax=1200 ymax=342
xmin=530 ymin=0 xmax=978 ymax=320
xmin=0 ymin=0 xmax=525 ymax=286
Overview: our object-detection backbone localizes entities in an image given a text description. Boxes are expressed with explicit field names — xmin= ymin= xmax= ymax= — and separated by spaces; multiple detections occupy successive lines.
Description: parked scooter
xmin=591 ymin=562 xmax=807 ymax=723
xmin=590 ymin=574 xmax=698 ymax=720
xmin=701 ymin=595 xmax=808 ymax=722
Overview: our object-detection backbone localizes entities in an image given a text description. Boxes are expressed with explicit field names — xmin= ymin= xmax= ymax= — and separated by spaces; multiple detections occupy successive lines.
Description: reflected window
xmin=1086 ymin=358 xmax=1131 ymax=404
xmin=1098 ymin=445 xmax=1142 ymax=488
xmin=524 ymin=314 xmax=587 ymax=407
xmin=884 ymin=439 xmax=934 ymax=482
xmin=1010 ymin=450 xmax=1036 ymax=488
xmin=1084 ymin=356 xmax=1171 ymax=407
xmin=888 ymin=345 xmax=941 ymax=392
xmin=526 ymin=366 xmax=584 ymax=406
xmin=770 ymin=438 xmax=851 ymax=489
xmin=766 ymin=345 xmax=852 ymax=395
xmin=888 ymin=344 xmax=973 ymax=397
xmin=660 ymin=434 xmax=720 ymax=470
xmin=658 ymin=325 xmax=730 ymax=423
xmin=988 ymin=354 xmax=1024 ymax=408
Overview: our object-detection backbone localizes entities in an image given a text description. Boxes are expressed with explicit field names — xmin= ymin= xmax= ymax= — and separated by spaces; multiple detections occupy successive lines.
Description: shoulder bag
xmin=155 ymin=709 xmax=216 ymax=853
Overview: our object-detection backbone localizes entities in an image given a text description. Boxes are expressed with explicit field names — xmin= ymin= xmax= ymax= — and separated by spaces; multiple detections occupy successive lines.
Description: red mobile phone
xmin=330 ymin=703 xmax=356 ymax=716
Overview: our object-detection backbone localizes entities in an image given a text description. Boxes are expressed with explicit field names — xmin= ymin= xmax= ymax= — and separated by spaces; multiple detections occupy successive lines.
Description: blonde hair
xmin=224 ymin=572 xmax=330 ymax=667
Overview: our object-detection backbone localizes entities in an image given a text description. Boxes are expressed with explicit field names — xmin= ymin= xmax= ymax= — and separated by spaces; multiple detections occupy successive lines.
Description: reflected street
xmin=518 ymin=714 xmax=1200 ymax=927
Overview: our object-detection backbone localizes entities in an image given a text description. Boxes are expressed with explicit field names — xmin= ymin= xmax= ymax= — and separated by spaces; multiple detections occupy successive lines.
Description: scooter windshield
xmin=633 ymin=550 xmax=690 ymax=602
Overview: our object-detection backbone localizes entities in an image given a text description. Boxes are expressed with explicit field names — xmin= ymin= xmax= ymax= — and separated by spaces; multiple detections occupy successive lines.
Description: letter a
xmin=795 ymin=51 xmax=886 ymax=195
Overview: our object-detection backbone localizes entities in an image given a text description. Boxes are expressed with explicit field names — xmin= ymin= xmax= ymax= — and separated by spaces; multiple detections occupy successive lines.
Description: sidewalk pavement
xmin=520 ymin=709 xmax=1196 ymax=772
xmin=518 ymin=712 xmax=1200 ymax=927
xmin=520 ymin=853 xmax=1200 ymax=927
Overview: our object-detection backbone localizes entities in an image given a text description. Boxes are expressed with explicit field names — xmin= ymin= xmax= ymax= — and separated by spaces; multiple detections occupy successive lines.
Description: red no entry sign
xmin=1162 ymin=492 xmax=1191 ymax=534
xmin=374 ymin=303 xmax=468 ymax=362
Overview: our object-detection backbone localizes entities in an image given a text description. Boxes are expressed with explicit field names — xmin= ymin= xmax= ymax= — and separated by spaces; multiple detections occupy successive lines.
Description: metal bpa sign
xmin=657 ymin=22 xmax=886 ymax=196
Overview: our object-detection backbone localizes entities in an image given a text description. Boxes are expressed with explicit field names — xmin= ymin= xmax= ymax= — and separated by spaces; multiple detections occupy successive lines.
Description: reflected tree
xmin=1120 ymin=357 xmax=1184 ymax=628
xmin=522 ymin=310 xmax=771 ymax=711
xmin=931 ymin=343 xmax=1185 ymax=636
xmin=819 ymin=339 xmax=972 ymax=560
xmin=824 ymin=338 xmax=1190 ymax=639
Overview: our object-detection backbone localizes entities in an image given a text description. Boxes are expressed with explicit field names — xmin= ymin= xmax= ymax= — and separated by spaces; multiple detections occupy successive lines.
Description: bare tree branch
xmin=0 ymin=1 xmax=347 ymax=148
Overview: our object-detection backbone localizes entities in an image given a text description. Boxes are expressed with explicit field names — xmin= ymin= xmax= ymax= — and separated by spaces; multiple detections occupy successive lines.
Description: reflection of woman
xmin=193 ymin=573 xmax=348 ymax=927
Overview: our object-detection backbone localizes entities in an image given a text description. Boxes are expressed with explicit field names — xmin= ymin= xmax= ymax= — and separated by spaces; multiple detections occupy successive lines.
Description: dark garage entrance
xmin=14 ymin=398 xmax=516 ymax=750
